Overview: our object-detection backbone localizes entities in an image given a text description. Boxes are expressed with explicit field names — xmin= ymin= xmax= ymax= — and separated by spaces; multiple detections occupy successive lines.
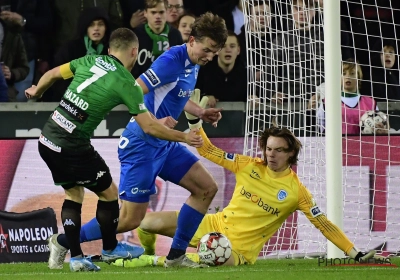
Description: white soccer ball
xmin=359 ymin=110 xmax=389 ymax=134
xmin=197 ymin=232 xmax=232 ymax=266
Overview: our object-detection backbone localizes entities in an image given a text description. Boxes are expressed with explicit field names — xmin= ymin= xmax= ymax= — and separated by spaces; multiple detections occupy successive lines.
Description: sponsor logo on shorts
xmin=52 ymin=110 xmax=76 ymax=133
xmin=143 ymin=69 xmax=161 ymax=87
xmin=59 ymin=98 xmax=88 ymax=123
xmin=39 ymin=134 xmax=61 ymax=153
xmin=96 ymin=171 xmax=106 ymax=180
xmin=131 ymin=188 xmax=151 ymax=195
xmin=310 ymin=206 xmax=323 ymax=217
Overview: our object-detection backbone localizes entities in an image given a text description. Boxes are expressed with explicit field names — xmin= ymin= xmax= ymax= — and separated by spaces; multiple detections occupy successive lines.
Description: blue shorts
xmin=118 ymin=129 xmax=199 ymax=203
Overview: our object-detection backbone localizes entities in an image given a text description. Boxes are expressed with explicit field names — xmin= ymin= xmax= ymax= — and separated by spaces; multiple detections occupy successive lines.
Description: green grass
xmin=0 ymin=258 xmax=399 ymax=280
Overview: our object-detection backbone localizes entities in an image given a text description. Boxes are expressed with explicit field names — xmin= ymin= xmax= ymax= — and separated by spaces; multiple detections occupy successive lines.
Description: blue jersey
xmin=125 ymin=44 xmax=200 ymax=146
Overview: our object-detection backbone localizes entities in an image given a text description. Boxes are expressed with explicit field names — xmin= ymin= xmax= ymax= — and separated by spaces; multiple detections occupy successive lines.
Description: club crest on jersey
xmin=224 ymin=153 xmax=235 ymax=161
xmin=143 ymin=69 xmax=161 ymax=86
xmin=277 ymin=189 xmax=288 ymax=201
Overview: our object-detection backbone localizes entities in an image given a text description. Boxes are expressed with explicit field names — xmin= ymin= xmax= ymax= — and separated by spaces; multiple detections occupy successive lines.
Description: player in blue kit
xmin=49 ymin=12 xmax=228 ymax=268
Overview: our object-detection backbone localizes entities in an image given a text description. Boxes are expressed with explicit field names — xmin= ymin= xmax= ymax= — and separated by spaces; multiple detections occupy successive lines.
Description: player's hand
xmin=25 ymin=85 xmax=41 ymax=99
xmin=184 ymin=129 xmax=203 ymax=148
xmin=201 ymin=108 xmax=222 ymax=128
xmin=207 ymin=96 xmax=218 ymax=108
xmin=158 ymin=116 xmax=178 ymax=129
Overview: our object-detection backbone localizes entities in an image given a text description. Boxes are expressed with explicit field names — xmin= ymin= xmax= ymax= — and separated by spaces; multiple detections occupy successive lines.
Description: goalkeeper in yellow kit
xmin=114 ymin=93 xmax=383 ymax=267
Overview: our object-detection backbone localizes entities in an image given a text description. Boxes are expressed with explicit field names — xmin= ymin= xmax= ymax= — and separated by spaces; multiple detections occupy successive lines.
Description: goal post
xmin=242 ymin=0 xmax=400 ymax=259
xmin=323 ymin=0 xmax=343 ymax=259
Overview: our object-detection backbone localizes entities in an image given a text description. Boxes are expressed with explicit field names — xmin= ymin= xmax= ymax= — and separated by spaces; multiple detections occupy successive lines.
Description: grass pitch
xmin=0 ymin=258 xmax=398 ymax=280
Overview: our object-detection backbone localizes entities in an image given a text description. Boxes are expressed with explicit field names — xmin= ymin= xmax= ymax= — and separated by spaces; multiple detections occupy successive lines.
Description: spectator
xmin=313 ymin=0 xmax=352 ymax=59
xmin=0 ymin=0 xmax=53 ymax=102
xmin=238 ymin=0 xmax=274 ymax=99
xmin=42 ymin=7 xmax=110 ymax=102
xmin=166 ymin=0 xmax=184 ymax=28
xmin=316 ymin=59 xmax=378 ymax=135
xmin=177 ymin=12 xmax=195 ymax=42
xmin=0 ymin=68 xmax=8 ymax=102
xmin=52 ymin=0 xmax=123 ymax=53
xmin=213 ymin=0 xmax=244 ymax=36
xmin=131 ymin=0 xmax=182 ymax=78
xmin=365 ymin=39 xmax=400 ymax=101
xmin=271 ymin=0 xmax=323 ymax=105
xmin=0 ymin=21 xmax=29 ymax=102
xmin=119 ymin=0 xmax=146 ymax=29
xmin=196 ymin=30 xmax=246 ymax=107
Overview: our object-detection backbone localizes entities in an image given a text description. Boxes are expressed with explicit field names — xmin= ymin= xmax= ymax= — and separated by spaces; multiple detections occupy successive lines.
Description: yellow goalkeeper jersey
xmin=197 ymin=128 xmax=354 ymax=264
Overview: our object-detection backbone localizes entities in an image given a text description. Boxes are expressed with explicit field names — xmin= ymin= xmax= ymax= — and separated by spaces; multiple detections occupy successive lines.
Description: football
xmin=197 ymin=232 xmax=232 ymax=266
xmin=359 ymin=110 xmax=389 ymax=134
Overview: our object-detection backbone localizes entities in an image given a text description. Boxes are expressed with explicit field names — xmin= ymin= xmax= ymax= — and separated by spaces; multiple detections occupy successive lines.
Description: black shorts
xmin=38 ymin=142 xmax=112 ymax=193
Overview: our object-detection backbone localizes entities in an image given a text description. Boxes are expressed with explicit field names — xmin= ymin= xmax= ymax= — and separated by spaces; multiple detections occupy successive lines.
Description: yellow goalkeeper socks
xmin=156 ymin=253 xmax=200 ymax=266
xmin=137 ymin=227 xmax=156 ymax=255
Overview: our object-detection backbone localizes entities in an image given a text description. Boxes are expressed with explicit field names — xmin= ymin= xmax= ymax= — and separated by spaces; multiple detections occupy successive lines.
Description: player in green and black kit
xmin=25 ymin=28 xmax=202 ymax=272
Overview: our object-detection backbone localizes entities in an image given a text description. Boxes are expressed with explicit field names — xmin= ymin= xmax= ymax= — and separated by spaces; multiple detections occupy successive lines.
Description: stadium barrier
xmin=0 ymin=208 xmax=57 ymax=263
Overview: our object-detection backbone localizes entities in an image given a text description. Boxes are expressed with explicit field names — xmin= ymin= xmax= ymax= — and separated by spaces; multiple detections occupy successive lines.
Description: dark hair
xmin=76 ymin=7 xmax=110 ymax=40
xmin=177 ymin=12 xmax=196 ymax=26
xmin=144 ymin=0 xmax=167 ymax=10
xmin=259 ymin=127 xmax=302 ymax=166
xmin=109 ymin=28 xmax=138 ymax=51
xmin=190 ymin=12 xmax=228 ymax=49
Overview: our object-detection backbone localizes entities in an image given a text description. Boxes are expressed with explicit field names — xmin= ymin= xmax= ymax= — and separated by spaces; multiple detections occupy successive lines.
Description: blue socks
xmin=80 ymin=217 xmax=103 ymax=243
xmin=170 ymin=204 xmax=204 ymax=253
xmin=58 ymin=218 xmax=105 ymax=250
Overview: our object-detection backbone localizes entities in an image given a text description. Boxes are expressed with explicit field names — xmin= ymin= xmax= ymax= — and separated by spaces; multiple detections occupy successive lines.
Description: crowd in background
xmin=0 ymin=0 xmax=399 ymax=135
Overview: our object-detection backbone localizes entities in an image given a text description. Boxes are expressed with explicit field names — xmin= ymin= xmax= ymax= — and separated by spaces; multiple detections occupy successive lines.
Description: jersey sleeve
xmin=59 ymin=63 xmax=74 ymax=80
xmin=197 ymin=128 xmax=256 ymax=173
xmin=297 ymin=184 xmax=354 ymax=255
xmin=120 ymin=82 xmax=148 ymax=116
xmin=139 ymin=52 xmax=181 ymax=91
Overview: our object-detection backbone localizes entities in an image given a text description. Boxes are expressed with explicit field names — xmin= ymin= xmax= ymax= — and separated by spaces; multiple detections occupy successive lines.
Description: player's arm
xmin=134 ymin=111 xmax=202 ymax=147
xmin=196 ymin=127 xmax=253 ymax=173
xmin=25 ymin=63 xmax=72 ymax=99
xmin=184 ymin=98 xmax=222 ymax=127
xmin=297 ymin=184 xmax=384 ymax=262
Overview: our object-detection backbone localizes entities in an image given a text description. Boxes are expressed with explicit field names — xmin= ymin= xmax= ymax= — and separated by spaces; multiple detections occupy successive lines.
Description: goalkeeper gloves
xmin=185 ymin=89 xmax=209 ymax=130
xmin=348 ymin=247 xmax=388 ymax=263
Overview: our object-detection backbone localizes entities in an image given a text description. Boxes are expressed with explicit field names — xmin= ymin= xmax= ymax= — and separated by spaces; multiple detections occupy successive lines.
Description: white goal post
xmin=242 ymin=0 xmax=400 ymax=259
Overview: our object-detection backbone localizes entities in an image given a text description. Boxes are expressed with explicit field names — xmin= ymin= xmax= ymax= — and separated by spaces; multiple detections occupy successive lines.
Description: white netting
xmin=242 ymin=0 xmax=400 ymax=259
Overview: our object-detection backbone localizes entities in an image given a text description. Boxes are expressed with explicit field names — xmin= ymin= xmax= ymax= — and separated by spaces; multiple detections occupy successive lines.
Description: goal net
xmin=242 ymin=0 xmax=400 ymax=258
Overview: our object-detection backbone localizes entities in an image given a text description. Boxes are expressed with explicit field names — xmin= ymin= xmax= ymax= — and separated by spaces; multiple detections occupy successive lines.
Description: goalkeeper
xmin=114 ymin=93 xmax=385 ymax=267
